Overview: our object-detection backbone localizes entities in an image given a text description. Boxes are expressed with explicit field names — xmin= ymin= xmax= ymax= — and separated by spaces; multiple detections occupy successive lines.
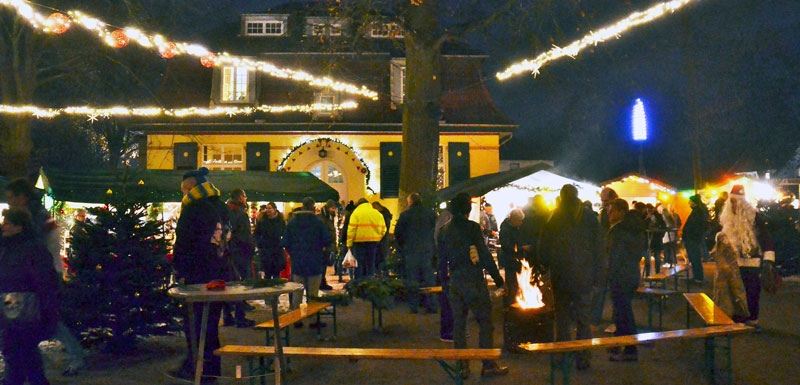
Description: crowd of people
xmin=0 ymin=166 xmax=783 ymax=384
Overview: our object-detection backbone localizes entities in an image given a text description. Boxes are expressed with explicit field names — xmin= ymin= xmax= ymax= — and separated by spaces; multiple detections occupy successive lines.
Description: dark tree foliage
xmin=63 ymin=185 xmax=179 ymax=351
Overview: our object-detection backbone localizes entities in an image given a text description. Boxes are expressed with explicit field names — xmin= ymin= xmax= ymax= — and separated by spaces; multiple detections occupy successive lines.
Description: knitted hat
xmin=183 ymin=167 xmax=210 ymax=184
xmin=730 ymin=184 xmax=745 ymax=196
xmin=689 ymin=194 xmax=703 ymax=206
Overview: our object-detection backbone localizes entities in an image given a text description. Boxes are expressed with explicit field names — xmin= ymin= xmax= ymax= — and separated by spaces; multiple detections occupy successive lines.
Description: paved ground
xmin=27 ymin=265 xmax=800 ymax=384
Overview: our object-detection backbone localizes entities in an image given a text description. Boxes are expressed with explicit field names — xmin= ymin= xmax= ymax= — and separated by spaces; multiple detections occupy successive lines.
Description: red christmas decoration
xmin=47 ymin=13 xmax=70 ymax=34
xmin=159 ymin=42 xmax=178 ymax=59
xmin=200 ymin=53 xmax=216 ymax=68
xmin=110 ymin=30 xmax=129 ymax=48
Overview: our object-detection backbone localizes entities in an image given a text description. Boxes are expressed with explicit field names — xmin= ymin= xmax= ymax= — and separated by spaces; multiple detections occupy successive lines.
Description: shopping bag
xmin=342 ymin=249 xmax=358 ymax=269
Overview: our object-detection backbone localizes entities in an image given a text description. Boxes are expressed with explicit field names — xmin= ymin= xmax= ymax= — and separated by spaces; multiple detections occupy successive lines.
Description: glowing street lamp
xmin=632 ymin=98 xmax=648 ymax=174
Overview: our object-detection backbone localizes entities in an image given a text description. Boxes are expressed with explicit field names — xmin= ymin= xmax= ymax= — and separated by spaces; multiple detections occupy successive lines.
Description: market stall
xmin=484 ymin=170 xmax=601 ymax=223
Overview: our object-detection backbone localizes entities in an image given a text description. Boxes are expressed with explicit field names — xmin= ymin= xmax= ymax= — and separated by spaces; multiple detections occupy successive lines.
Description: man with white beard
xmin=718 ymin=185 xmax=777 ymax=329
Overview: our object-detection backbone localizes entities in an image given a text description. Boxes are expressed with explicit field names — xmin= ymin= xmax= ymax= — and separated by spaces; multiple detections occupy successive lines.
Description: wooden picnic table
xmin=169 ymin=282 xmax=303 ymax=385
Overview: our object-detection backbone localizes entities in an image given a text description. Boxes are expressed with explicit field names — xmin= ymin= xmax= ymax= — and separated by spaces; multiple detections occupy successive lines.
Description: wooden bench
xmin=518 ymin=324 xmax=752 ymax=385
xmin=683 ymin=293 xmax=739 ymax=384
xmin=216 ymin=345 xmax=500 ymax=385
xmin=636 ymin=287 xmax=679 ymax=330
xmin=255 ymin=301 xmax=336 ymax=345
xmin=684 ymin=293 xmax=734 ymax=328
xmin=419 ymin=286 xmax=443 ymax=295
xmin=644 ymin=264 xmax=689 ymax=291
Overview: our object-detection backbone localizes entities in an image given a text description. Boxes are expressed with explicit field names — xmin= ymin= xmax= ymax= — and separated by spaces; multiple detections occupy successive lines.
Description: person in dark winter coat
xmin=591 ymin=187 xmax=617 ymax=328
xmin=1 ymin=208 xmax=61 ymax=385
xmin=170 ymin=167 xmax=229 ymax=383
xmin=683 ymin=195 xmax=710 ymax=283
xmin=521 ymin=195 xmax=549 ymax=265
xmin=499 ymin=208 xmax=525 ymax=351
xmin=605 ymin=198 xmax=645 ymax=361
xmin=6 ymin=178 xmax=86 ymax=376
xmin=394 ymin=193 xmax=438 ymax=313
xmin=437 ymin=193 xmax=508 ymax=378
xmin=223 ymin=188 xmax=256 ymax=328
xmin=539 ymin=185 xmax=600 ymax=370
xmin=283 ymin=197 xmax=333 ymax=319
xmin=498 ymin=209 xmax=525 ymax=309
xmin=254 ymin=202 xmax=286 ymax=279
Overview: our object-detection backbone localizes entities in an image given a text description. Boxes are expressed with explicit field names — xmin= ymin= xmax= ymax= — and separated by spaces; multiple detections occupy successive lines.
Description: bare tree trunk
xmin=399 ymin=0 xmax=442 ymax=213
xmin=0 ymin=14 xmax=38 ymax=177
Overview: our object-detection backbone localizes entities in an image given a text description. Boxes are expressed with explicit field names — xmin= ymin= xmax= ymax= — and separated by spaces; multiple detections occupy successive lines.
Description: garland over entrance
xmin=279 ymin=137 xmax=372 ymax=189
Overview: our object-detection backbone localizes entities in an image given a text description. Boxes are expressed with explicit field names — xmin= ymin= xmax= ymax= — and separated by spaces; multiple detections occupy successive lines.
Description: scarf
xmin=181 ymin=182 xmax=220 ymax=207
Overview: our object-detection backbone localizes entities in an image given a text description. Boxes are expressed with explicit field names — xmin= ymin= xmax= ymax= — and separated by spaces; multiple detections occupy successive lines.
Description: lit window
xmin=221 ymin=67 xmax=249 ymax=102
xmin=202 ymin=144 xmax=244 ymax=171
xmin=330 ymin=24 xmax=342 ymax=36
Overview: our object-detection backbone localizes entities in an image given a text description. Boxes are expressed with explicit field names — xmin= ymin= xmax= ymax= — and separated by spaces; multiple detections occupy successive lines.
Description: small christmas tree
xmin=63 ymin=188 xmax=179 ymax=351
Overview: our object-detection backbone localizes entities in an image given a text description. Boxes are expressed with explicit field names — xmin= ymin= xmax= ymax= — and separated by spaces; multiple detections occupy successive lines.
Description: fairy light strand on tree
xmin=496 ymin=0 xmax=699 ymax=80
xmin=0 ymin=0 xmax=378 ymax=100
xmin=0 ymin=102 xmax=358 ymax=119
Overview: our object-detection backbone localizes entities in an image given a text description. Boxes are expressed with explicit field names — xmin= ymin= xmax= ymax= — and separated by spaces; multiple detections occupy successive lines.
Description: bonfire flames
xmin=515 ymin=260 xmax=545 ymax=309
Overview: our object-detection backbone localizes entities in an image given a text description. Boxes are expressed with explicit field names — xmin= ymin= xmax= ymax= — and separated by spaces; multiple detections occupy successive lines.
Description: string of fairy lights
xmin=0 ymin=102 xmax=359 ymax=119
xmin=0 ymin=0 xmax=378 ymax=100
xmin=496 ymin=0 xmax=699 ymax=80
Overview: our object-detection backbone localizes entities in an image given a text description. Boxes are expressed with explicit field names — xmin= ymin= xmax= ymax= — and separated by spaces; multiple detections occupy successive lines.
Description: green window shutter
xmin=448 ymin=142 xmax=470 ymax=185
xmin=380 ymin=142 xmax=402 ymax=198
xmin=246 ymin=142 xmax=270 ymax=171
xmin=173 ymin=142 xmax=198 ymax=170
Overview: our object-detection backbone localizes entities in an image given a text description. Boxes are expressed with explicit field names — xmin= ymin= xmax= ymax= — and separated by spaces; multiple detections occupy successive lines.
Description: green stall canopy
xmin=39 ymin=169 xmax=339 ymax=204
xmin=435 ymin=163 xmax=552 ymax=203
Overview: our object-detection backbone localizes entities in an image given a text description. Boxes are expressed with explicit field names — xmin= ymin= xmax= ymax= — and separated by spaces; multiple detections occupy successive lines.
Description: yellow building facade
xmin=144 ymin=131 xmax=502 ymax=219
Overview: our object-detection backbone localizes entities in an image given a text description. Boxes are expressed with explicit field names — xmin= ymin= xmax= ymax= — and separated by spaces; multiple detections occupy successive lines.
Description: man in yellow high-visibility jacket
xmin=346 ymin=198 xmax=387 ymax=278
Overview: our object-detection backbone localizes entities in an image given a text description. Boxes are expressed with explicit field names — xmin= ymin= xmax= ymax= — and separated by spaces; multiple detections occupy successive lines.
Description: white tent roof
xmin=484 ymin=170 xmax=601 ymax=223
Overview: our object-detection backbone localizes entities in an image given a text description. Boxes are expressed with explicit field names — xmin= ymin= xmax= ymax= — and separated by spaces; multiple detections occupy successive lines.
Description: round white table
xmin=169 ymin=282 xmax=303 ymax=385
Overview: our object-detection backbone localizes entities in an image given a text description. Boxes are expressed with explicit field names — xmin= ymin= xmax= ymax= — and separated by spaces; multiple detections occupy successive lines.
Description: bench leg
xmin=658 ymin=296 xmax=664 ymax=330
xmin=436 ymin=359 xmax=464 ymax=385
xmin=686 ymin=301 xmax=691 ymax=329
xmin=550 ymin=353 xmax=572 ymax=385
xmin=704 ymin=337 xmax=716 ymax=384
xmin=647 ymin=297 xmax=654 ymax=331
xmin=333 ymin=305 xmax=338 ymax=338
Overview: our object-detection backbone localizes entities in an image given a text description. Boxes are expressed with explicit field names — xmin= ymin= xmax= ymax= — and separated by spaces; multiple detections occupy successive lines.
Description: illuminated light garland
xmin=0 ymin=102 xmax=359 ymax=119
xmin=496 ymin=0 xmax=698 ymax=80
xmin=0 ymin=0 xmax=378 ymax=100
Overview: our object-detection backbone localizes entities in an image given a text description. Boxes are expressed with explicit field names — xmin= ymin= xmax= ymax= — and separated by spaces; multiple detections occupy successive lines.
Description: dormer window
xmin=370 ymin=22 xmax=404 ymax=39
xmin=306 ymin=17 xmax=344 ymax=37
xmin=313 ymin=91 xmax=341 ymax=120
xmin=243 ymin=14 xmax=287 ymax=36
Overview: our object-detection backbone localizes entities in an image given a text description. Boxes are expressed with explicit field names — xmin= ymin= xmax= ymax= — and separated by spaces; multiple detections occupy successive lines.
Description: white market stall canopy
xmin=484 ymin=170 xmax=601 ymax=222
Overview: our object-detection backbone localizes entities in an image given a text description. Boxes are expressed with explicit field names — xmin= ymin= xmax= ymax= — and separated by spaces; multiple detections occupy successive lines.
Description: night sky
xmin=229 ymin=0 xmax=800 ymax=188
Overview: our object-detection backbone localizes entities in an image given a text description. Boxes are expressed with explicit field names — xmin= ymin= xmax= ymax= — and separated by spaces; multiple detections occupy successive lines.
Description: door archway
xmin=280 ymin=138 xmax=369 ymax=203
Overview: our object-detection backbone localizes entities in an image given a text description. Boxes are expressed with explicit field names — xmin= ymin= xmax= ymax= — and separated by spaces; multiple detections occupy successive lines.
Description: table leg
xmin=270 ymin=296 xmax=286 ymax=385
xmin=187 ymin=302 xmax=198 ymax=377
xmin=193 ymin=303 xmax=210 ymax=385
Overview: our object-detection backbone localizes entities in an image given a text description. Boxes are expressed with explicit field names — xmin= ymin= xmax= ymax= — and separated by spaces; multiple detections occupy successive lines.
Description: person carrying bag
xmin=1 ymin=208 xmax=61 ymax=385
